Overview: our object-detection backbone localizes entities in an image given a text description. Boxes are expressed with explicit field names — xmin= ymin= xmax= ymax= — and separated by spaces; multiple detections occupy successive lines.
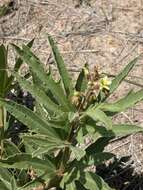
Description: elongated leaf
xmin=23 ymin=134 xmax=65 ymax=146
xmin=84 ymin=152 xmax=115 ymax=166
xmin=86 ymin=108 xmax=112 ymax=129
xmin=5 ymin=39 xmax=35 ymax=93
xmin=86 ymin=137 xmax=111 ymax=154
xmin=60 ymin=167 xmax=79 ymax=189
xmin=99 ymin=89 xmax=143 ymax=113
xmin=17 ymin=169 xmax=29 ymax=187
xmin=12 ymin=44 xmax=72 ymax=111
xmin=32 ymin=146 xmax=61 ymax=157
xmin=79 ymin=172 xmax=114 ymax=190
xmin=3 ymin=139 xmax=21 ymax=157
xmin=0 ymin=153 xmax=55 ymax=175
xmin=86 ymin=123 xmax=143 ymax=137
xmin=112 ymin=124 xmax=143 ymax=136
xmin=22 ymin=134 xmax=68 ymax=156
xmin=66 ymin=182 xmax=77 ymax=190
xmin=48 ymin=116 xmax=69 ymax=130
xmin=110 ymin=57 xmax=138 ymax=93
xmin=0 ymin=180 xmax=10 ymax=190
xmin=15 ymin=73 xmax=63 ymax=114
xmin=0 ymin=45 xmax=8 ymax=97
xmin=35 ymin=103 xmax=69 ymax=131
xmin=75 ymin=65 xmax=88 ymax=92
xmin=48 ymin=35 xmax=73 ymax=96
xmin=0 ymin=99 xmax=59 ymax=138
xmin=11 ymin=176 xmax=17 ymax=190
xmin=14 ymin=39 xmax=34 ymax=72
xmin=70 ymin=146 xmax=86 ymax=161
xmin=0 ymin=168 xmax=12 ymax=189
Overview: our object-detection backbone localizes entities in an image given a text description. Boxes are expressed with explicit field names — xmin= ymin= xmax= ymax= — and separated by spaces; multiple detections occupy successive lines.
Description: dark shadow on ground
xmin=97 ymin=156 xmax=143 ymax=190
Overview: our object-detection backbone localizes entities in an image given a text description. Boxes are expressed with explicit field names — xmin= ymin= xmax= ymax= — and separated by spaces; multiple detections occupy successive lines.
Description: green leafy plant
xmin=0 ymin=40 xmax=34 ymax=155
xmin=0 ymin=36 xmax=143 ymax=190
xmin=0 ymin=41 xmax=34 ymax=190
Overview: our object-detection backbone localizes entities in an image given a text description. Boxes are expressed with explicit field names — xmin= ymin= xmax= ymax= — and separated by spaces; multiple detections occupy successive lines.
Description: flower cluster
xmin=71 ymin=65 xmax=111 ymax=109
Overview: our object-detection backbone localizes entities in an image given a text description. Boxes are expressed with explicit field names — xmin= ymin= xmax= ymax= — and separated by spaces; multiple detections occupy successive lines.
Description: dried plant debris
xmin=74 ymin=0 xmax=91 ymax=8
xmin=0 ymin=0 xmax=18 ymax=18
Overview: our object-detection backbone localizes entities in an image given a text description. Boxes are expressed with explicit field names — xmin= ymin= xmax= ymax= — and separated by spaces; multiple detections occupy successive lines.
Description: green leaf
xmin=17 ymin=169 xmax=29 ymax=187
xmin=48 ymin=114 xmax=69 ymax=130
xmin=75 ymin=64 xmax=88 ymax=92
xmin=0 ymin=153 xmax=56 ymax=175
xmin=11 ymin=176 xmax=17 ymax=190
xmin=13 ymin=44 xmax=72 ymax=111
xmin=112 ymin=124 xmax=143 ymax=136
xmin=48 ymin=35 xmax=73 ymax=96
xmin=84 ymin=152 xmax=115 ymax=166
xmin=70 ymin=146 xmax=86 ymax=161
xmin=99 ymin=89 xmax=143 ymax=113
xmin=15 ymin=73 xmax=63 ymax=114
xmin=110 ymin=57 xmax=138 ymax=93
xmin=3 ymin=139 xmax=21 ymax=157
xmin=86 ymin=137 xmax=111 ymax=154
xmin=5 ymin=39 xmax=35 ymax=93
xmin=86 ymin=123 xmax=143 ymax=138
xmin=66 ymin=181 xmax=77 ymax=190
xmin=0 ymin=99 xmax=59 ymax=138
xmin=14 ymin=39 xmax=34 ymax=72
xmin=79 ymin=172 xmax=114 ymax=190
xmin=0 ymin=45 xmax=8 ymax=97
xmin=22 ymin=134 xmax=68 ymax=156
xmin=0 ymin=180 xmax=10 ymax=190
xmin=60 ymin=167 xmax=79 ymax=189
xmin=0 ymin=168 xmax=12 ymax=189
xmin=85 ymin=125 xmax=102 ymax=140
xmin=86 ymin=108 xmax=112 ymax=129
xmin=0 ymin=180 xmax=9 ymax=190
xmin=0 ymin=168 xmax=11 ymax=182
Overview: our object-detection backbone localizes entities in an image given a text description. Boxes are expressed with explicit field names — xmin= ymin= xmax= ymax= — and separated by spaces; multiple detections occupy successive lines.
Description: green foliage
xmin=0 ymin=36 xmax=143 ymax=189
xmin=48 ymin=35 xmax=73 ymax=96
xmin=0 ymin=41 xmax=34 ymax=189
xmin=109 ymin=57 xmax=138 ymax=94
xmin=99 ymin=89 xmax=143 ymax=113
xmin=0 ymin=39 xmax=34 ymax=123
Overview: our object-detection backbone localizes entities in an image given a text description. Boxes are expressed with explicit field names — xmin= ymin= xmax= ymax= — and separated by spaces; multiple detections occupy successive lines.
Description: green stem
xmin=47 ymin=121 xmax=77 ymax=189
xmin=47 ymin=92 xmax=89 ymax=188
xmin=0 ymin=106 xmax=5 ymax=158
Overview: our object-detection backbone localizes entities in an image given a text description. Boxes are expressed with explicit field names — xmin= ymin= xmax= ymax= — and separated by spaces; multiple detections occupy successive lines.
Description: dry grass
xmin=0 ymin=0 xmax=143 ymax=189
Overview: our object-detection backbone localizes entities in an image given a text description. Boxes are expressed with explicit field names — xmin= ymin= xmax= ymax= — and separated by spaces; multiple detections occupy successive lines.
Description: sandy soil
xmin=0 ymin=0 xmax=143 ymax=189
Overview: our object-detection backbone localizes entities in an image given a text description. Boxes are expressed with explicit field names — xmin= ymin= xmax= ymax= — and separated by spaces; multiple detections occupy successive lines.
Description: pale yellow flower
xmin=73 ymin=90 xmax=80 ymax=96
xmin=99 ymin=76 xmax=111 ymax=90
xmin=83 ymin=67 xmax=89 ymax=75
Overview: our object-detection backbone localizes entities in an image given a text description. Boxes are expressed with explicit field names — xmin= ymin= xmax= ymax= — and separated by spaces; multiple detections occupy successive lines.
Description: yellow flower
xmin=73 ymin=90 xmax=80 ymax=96
xmin=83 ymin=66 xmax=89 ymax=76
xmin=99 ymin=76 xmax=111 ymax=90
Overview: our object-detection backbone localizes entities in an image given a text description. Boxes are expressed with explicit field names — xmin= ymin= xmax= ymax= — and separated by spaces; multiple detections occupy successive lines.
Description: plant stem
xmin=47 ymin=90 xmax=89 ymax=188
xmin=0 ymin=106 xmax=5 ymax=158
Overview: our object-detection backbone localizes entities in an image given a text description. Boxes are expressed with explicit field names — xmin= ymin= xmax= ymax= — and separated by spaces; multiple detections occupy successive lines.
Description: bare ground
xmin=0 ymin=0 xmax=143 ymax=189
